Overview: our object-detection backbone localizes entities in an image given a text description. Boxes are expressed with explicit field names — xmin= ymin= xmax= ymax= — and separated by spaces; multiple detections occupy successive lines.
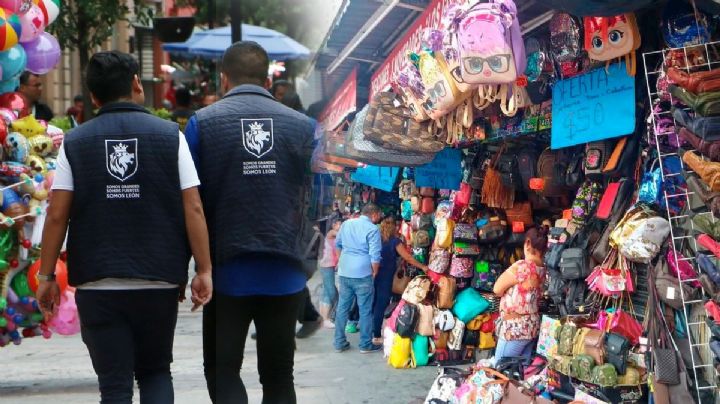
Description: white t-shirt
xmin=52 ymin=132 xmax=200 ymax=290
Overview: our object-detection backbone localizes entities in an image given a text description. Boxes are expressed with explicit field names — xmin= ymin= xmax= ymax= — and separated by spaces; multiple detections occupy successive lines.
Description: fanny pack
xmin=678 ymin=127 xmax=720 ymax=161
xmin=670 ymin=85 xmax=720 ymax=116
xmin=667 ymin=66 xmax=720 ymax=94
xmin=673 ymin=107 xmax=720 ymax=140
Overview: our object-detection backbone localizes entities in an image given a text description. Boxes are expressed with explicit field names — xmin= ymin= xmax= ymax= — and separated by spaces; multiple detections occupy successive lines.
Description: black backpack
xmin=516 ymin=149 xmax=538 ymax=193
xmin=396 ymin=303 xmax=419 ymax=338
xmin=497 ymin=154 xmax=520 ymax=190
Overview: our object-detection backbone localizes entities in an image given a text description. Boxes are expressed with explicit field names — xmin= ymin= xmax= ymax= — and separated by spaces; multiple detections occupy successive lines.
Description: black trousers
xmin=297 ymin=286 xmax=320 ymax=322
xmin=203 ymin=291 xmax=303 ymax=404
xmin=75 ymin=289 xmax=179 ymax=404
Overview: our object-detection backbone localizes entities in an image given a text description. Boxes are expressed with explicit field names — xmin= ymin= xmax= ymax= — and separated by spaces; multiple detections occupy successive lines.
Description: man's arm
xmin=368 ymin=227 xmax=381 ymax=278
xmin=37 ymin=190 xmax=72 ymax=317
xmin=183 ymin=187 xmax=213 ymax=310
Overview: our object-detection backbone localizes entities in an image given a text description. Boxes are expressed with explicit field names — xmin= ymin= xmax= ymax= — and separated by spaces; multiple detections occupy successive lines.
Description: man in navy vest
xmin=184 ymin=42 xmax=315 ymax=404
xmin=35 ymin=51 xmax=213 ymax=403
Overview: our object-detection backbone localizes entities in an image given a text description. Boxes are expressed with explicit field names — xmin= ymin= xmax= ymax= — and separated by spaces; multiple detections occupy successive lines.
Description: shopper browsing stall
xmin=492 ymin=226 xmax=548 ymax=365
xmin=373 ymin=216 xmax=429 ymax=344
xmin=318 ymin=218 xmax=342 ymax=328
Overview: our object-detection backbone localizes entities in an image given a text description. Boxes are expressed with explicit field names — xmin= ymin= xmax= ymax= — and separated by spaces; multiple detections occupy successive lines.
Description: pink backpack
xmin=445 ymin=0 xmax=527 ymax=116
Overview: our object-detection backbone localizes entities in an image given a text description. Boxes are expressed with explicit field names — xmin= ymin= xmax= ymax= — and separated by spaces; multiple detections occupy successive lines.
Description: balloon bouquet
xmin=0 ymin=0 xmax=79 ymax=347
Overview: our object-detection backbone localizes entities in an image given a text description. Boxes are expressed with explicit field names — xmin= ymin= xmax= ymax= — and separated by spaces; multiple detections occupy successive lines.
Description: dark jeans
xmin=297 ymin=286 xmax=320 ymax=322
xmin=75 ymin=288 xmax=179 ymax=404
xmin=203 ymin=291 xmax=303 ymax=404
xmin=372 ymin=274 xmax=394 ymax=339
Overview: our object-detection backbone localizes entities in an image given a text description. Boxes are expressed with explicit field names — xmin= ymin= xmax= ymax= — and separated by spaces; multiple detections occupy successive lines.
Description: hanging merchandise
xmin=414 ymin=147 xmax=463 ymax=190
xmin=350 ymin=165 xmax=399 ymax=193
xmin=583 ymin=14 xmax=641 ymax=76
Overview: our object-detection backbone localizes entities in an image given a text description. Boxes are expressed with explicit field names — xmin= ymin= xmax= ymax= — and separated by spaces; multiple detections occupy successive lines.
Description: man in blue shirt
xmin=334 ymin=203 xmax=383 ymax=353
xmin=186 ymin=42 xmax=315 ymax=404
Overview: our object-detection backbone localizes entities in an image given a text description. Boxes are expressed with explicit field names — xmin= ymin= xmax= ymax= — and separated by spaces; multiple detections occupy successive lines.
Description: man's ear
xmin=90 ymin=93 xmax=102 ymax=109
xmin=132 ymin=75 xmax=144 ymax=95
xmin=264 ymin=77 xmax=272 ymax=90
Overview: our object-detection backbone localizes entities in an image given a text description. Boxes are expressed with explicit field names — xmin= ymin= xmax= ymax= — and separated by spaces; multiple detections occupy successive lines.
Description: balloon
xmin=0 ymin=0 xmax=33 ymax=14
xmin=18 ymin=4 xmax=45 ymax=43
xmin=22 ymin=32 xmax=59 ymax=74
xmin=34 ymin=0 xmax=59 ymax=26
xmin=11 ymin=114 xmax=45 ymax=137
xmin=11 ymin=271 xmax=32 ymax=298
xmin=0 ymin=92 xmax=30 ymax=118
xmin=48 ymin=289 xmax=79 ymax=335
xmin=0 ymin=107 xmax=17 ymax=123
xmin=0 ymin=9 xmax=22 ymax=51
xmin=0 ymin=45 xmax=26 ymax=81
xmin=27 ymin=259 xmax=68 ymax=293
xmin=0 ymin=78 xmax=19 ymax=95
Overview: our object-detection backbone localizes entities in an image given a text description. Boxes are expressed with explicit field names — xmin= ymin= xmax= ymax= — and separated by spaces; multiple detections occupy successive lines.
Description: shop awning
xmin=318 ymin=68 xmax=357 ymax=131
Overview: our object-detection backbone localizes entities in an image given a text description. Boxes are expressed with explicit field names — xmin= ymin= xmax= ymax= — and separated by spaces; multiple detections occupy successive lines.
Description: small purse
xmin=604 ymin=332 xmax=629 ymax=375
xmin=504 ymin=201 xmax=533 ymax=226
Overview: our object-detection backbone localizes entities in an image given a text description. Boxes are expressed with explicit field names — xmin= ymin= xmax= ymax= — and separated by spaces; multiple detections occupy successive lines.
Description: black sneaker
xmin=335 ymin=342 xmax=351 ymax=353
xmin=360 ymin=344 xmax=383 ymax=354
xmin=296 ymin=319 xmax=322 ymax=339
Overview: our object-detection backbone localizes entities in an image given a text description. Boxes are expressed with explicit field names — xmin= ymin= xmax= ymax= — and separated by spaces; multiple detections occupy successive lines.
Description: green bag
xmin=412 ymin=335 xmax=434 ymax=366
xmin=591 ymin=363 xmax=618 ymax=387
xmin=452 ymin=288 xmax=490 ymax=323
xmin=671 ymin=85 xmax=720 ymax=116
xmin=557 ymin=323 xmax=578 ymax=356
xmin=549 ymin=355 xmax=573 ymax=375
xmin=569 ymin=354 xmax=596 ymax=382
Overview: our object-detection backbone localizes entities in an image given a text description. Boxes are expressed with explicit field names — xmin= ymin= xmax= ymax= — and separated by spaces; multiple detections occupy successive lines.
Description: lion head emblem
xmin=106 ymin=139 xmax=138 ymax=181
xmin=244 ymin=121 xmax=272 ymax=157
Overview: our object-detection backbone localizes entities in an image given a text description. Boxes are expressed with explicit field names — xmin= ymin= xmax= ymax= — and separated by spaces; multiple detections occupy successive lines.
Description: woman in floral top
xmin=493 ymin=226 xmax=549 ymax=365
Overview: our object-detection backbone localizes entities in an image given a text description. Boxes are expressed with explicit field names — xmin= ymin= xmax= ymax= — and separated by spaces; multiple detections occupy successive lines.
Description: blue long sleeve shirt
xmin=335 ymin=216 xmax=381 ymax=278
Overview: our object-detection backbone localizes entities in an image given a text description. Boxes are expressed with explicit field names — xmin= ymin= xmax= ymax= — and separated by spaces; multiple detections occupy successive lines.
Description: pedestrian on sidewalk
xmin=318 ymin=218 xmax=342 ymax=328
xmin=334 ymin=203 xmax=383 ymax=353
xmin=372 ymin=216 xmax=429 ymax=345
xmin=185 ymin=41 xmax=315 ymax=404
xmin=35 ymin=50 xmax=213 ymax=404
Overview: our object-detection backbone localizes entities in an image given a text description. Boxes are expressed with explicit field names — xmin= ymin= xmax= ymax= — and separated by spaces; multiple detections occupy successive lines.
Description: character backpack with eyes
xmin=445 ymin=0 xmax=527 ymax=117
xmin=583 ymin=14 xmax=641 ymax=76
xmin=396 ymin=64 xmax=430 ymax=123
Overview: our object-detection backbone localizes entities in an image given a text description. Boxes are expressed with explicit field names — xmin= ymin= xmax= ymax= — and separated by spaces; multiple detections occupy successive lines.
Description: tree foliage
xmin=46 ymin=0 xmax=154 ymax=117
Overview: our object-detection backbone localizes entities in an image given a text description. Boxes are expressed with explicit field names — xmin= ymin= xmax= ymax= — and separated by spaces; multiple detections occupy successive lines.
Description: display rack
xmin=643 ymin=41 xmax=720 ymax=402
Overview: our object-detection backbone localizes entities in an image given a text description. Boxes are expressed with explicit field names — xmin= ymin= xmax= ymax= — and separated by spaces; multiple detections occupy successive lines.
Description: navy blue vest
xmin=195 ymin=85 xmax=315 ymax=267
xmin=63 ymin=102 xmax=190 ymax=286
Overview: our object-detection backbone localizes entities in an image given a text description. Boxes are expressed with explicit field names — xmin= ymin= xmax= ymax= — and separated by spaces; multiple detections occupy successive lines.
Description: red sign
xmin=369 ymin=0 xmax=459 ymax=98
xmin=319 ymin=68 xmax=358 ymax=131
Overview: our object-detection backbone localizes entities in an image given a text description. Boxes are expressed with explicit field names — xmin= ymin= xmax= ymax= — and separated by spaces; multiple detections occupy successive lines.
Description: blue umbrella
xmin=162 ymin=25 xmax=311 ymax=60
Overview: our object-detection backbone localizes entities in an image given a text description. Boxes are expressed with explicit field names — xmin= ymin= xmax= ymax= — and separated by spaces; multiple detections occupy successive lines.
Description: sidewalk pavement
xmin=0 ymin=271 xmax=438 ymax=403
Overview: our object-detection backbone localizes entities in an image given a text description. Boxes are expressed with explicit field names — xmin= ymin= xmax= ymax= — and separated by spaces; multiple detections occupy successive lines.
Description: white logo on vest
xmin=241 ymin=119 xmax=274 ymax=158
xmin=106 ymin=139 xmax=138 ymax=181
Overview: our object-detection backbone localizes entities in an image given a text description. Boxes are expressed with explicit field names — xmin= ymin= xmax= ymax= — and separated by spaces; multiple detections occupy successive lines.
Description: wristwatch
xmin=37 ymin=273 xmax=56 ymax=282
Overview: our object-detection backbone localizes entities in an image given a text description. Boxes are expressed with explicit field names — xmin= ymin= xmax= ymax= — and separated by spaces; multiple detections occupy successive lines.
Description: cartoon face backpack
xmin=584 ymin=14 xmax=641 ymax=76
xmin=396 ymin=64 xmax=430 ymax=123
xmin=444 ymin=0 xmax=527 ymax=116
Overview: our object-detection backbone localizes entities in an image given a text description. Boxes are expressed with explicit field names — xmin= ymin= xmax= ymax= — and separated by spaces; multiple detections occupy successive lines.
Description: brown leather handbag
xmin=504 ymin=201 xmax=533 ymax=226
xmin=392 ymin=265 xmax=411 ymax=295
xmin=667 ymin=67 xmax=720 ymax=94
xmin=583 ymin=329 xmax=605 ymax=365
xmin=362 ymin=92 xmax=443 ymax=153
xmin=683 ymin=150 xmax=720 ymax=191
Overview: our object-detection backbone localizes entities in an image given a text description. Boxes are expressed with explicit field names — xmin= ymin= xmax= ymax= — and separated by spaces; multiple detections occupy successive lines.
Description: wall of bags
xmin=327 ymin=0 xmax=720 ymax=402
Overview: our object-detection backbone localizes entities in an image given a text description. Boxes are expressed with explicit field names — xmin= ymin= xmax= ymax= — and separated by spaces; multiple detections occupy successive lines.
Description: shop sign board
xmin=319 ymin=68 xmax=358 ymax=131
xmin=350 ymin=165 xmax=399 ymax=192
xmin=369 ymin=0 xmax=463 ymax=98
xmin=414 ymin=148 xmax=462 ymax=190
xmin=551 ymin=63 xmax=635 ymax=149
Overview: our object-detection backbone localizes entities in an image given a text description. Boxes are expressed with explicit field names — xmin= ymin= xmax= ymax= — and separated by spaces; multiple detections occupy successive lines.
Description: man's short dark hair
xmin=221 ymin=41 xmax=269 ymax=87
xmin=73 ymin=94 xmax=83 ymax=103
xmin=361 ymin=203 xmax=381 ymax=216
xmin=86 ymin=51 xmax=139 ymax=104
xmin=19 ymin=71 xmax=38 ymax=85
xmin=175 ymin=88 xmax=191 ymax=107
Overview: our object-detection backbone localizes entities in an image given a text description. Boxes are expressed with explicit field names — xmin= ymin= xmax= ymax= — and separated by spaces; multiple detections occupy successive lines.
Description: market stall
xmin=317 ymin=0 xmax=720 ymax=402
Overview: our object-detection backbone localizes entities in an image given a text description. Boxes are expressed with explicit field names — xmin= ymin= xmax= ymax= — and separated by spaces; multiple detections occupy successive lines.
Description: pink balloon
xmin=19 ymin=4 xmax=46 ymax=43
xmin=0 ymin=0 xmax=32 ymax=14
xmin=22 ymin=32 xmax=60 ymax=74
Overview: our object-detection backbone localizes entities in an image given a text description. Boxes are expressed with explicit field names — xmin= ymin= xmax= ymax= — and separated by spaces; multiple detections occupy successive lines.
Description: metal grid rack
xmin=642 ymin=41 xmax=720 ymax=402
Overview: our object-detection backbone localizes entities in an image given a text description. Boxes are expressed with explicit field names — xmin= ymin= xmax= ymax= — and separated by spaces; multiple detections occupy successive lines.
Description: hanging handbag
xmin=648 ymin=263 xmax=681 ymax=386
xmin=482 ymin=144 xmax=515 ymax=209
xmin=429 ymin=249 xmax=452 ymax=274
xmin=504 ymin=201 xmax=533 ymax=227
xmin=392 ymin=265 xmax=411 ymax=295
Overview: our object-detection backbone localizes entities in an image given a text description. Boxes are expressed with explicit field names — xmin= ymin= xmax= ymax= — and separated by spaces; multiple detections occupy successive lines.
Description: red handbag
xmin=421 ymin=197 xmax=435 ymax=214
xmin=454 ymin=183 xmax=472 ymax=208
